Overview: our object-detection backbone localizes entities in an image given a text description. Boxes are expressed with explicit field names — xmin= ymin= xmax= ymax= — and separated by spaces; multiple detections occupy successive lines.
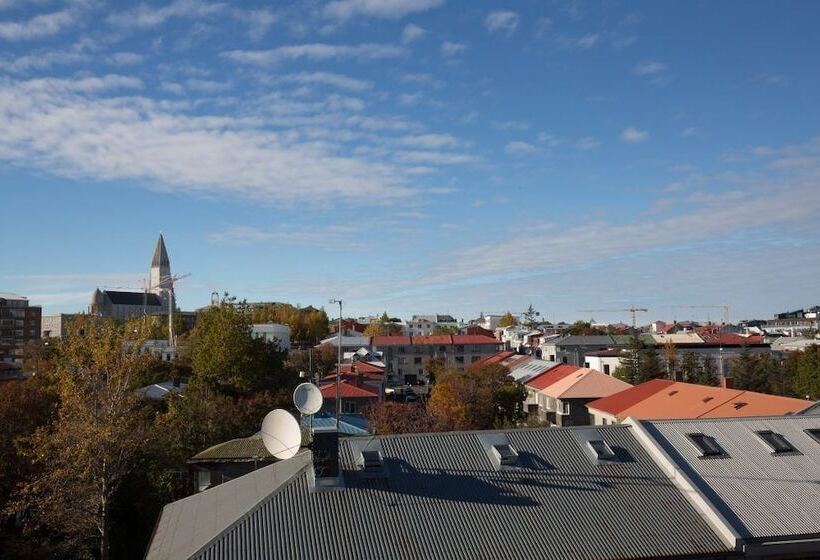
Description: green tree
xmin=615 ymin=334 xmax=663 ymax=385
xmin=679 ymin=352 xmax=700 ymax=383
xmin=11 ymin=320 xmax=156 ymax=560
xmin=564 ymin=321 xmax=607 ymax=336
xmin=729 ymin=348 xmax=769 ymax=393
xmin=522 ymin=304 xmax=540 ymax=329
xmin=498 ymin=312 xmax=518 ymax=328
xmin=189 ymin=304 xmax=288 ymax=394
xmin=697 ymin=355 xmax=719 ymax=386
xmin=794 ymin=345 xmax=820 ymax=400
xmin=431 ymin=324 xmax=458 ymax=335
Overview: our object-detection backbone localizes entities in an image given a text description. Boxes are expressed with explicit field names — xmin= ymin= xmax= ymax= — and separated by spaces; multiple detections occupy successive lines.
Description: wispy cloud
xmin=323 ymin=0 xmax=444 ymax=21
xmin=280 ymin=71 xmax=372 ymax=92
xmin=634 ymin=61 xmax=667 ymax=75
xmin=207 ymin=225 xmax=367 ymax=249
xmin=397 ymin=133 xmax=460 ymax=149
xmin=107 ymin=0 xmax=225 ymax=29
xmin=440 ymin=40 xmax=466 ymax=57
xmin=107 ymin=52 xmax=145 ymax=66
xmin=223 ymin=43 xmax=407 ymax=65
xmin=485 ymin=10 xmax=518 ymax=35
xmin=0 ymin=6 xmax=81 ymax=40
xmin=575 ymin=136 xmax=600 ymax=150
xmin=505 ymin=140 xmax=536 ymax=155
xmin=620 ymin=127 xmax=649 ymax=144
xmin=401 ymin=22 xmax=426 ymax=44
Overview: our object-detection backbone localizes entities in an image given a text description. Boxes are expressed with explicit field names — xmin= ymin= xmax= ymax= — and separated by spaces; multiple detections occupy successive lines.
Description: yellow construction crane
xmin=578 ymin=307 xmax=648 ymax=330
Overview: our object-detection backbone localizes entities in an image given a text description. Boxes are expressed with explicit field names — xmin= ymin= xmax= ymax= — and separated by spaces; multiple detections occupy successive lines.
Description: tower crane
xmin=578 ymin=307 xmax=648 ymax=330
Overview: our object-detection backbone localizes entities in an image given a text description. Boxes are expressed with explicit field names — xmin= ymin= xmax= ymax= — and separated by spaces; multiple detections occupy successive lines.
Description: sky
xmin=2 ymin=0 xmax=820 ymax=325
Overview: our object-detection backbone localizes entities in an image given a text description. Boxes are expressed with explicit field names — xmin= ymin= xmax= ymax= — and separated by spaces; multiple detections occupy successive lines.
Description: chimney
xmin=311 ymin=426 xmax=339 ymax=480
xmin=721 ymin=376 xmax=734 ymax=389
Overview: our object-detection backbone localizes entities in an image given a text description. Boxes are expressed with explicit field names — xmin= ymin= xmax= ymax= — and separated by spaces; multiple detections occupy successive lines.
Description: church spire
xmin=152 ymin=234 xmax=170 ymax=268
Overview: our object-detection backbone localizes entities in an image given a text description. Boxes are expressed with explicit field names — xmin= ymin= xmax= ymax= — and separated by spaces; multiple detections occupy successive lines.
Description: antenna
xmin=293 ymin=383 xmax=323 ymax=415
xmin=260 ymin=409 xmax=301 ymax=460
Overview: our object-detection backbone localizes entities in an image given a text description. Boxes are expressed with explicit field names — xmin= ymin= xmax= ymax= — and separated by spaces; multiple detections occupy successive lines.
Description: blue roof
xmin=300 ymin=412 xmax=369 ymax=436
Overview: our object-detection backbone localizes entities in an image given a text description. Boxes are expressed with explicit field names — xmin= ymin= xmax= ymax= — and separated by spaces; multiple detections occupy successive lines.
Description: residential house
xmin=405 ymin=314 xmax=459 ymax=336
xmin=147 ymin=424 xmax=733 ymax=560
xmin=583 ymin=348 xmax=623 ymax=375
xmin=587 ymin=378 xmax=814 ymax=425
xmin=633 ymin=415 xmax=820 ymax=557
xmin=319 ymin=380 xmax=379 ymax=414
xmin=544 ymin=335 xmax=617 ymax=365
xmin=526 ymin=367 xmax=633 ymax=426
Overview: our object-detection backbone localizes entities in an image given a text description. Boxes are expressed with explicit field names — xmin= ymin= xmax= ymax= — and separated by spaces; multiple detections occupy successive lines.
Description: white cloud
xmin=575 ymin=136 xmax=600 ymax=150
xmin=505 ymin=141 xmax=536 ymax=155
xmin=1 ymin=49 xmax=89 ymax=73
xmin=620 ymin=127 xmax=649 ymax=144
xmin=394 ymin=151 xmax=474 ymax=165
xmin=400 ymin=72 xmax=441 ymax=87
xmin=186 ymin=78 xmax=232 ymax=93
xmin=0 ymin=7 xmax=79 ymax=40
xmin=485 ymin=10 xmax=518 ymax=34
xmin=281 ymin=72 xmax=372 ymax=92
xmin=401 ymin=22 xmax=426 ymax=44
xmin=207 ymin=225 xmax=366 ymax=249
xmin=397 ymin=92 xmax=423 ymax=106
xmin=440 ymin=40 xmax=466 ymax=57
xmin=0 ymin=75 xmax=422 ymax=205
xmin=107 ymin=52 xmax=145 ymax=66
xmin=233 ymin=8 xmax=276 ymax=41
xmin=493 ymin=120 xmax=529 ymax=131
xmin=397 ymin=133 xmax=459 ymax=149
xmin=223 ymin=43 xmax=407 ymax=65
xmin=323 ymin=0 xmax=444 ymax=21
xmin=107 ymin=0 xmax=225 ymax=28
xmin=681 ymin=127 xmax=699 ymax=138
xmin=634 ymin=61 xmax=667 ymax=75
xmin=576 ymin=34 xmax=599 ymax=49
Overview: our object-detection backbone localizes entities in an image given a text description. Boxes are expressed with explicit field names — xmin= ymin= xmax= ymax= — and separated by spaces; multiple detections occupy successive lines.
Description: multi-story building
xmin=765 ymin=306 xmax=820 ymax=334
xmin=0 ymin=293 xmax=41 ymax=361
xmin=371 ymin=334 xmax=502 ymax=386
xmin=405 ymin=314 xmax=459 ymax=336
xmin=40 ymin=313 xmax=80 ymax=338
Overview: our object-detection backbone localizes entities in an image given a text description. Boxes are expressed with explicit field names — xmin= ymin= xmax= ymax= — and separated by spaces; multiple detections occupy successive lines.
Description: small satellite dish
xmin=260 ymin=409 xmax=301 ymax=460
xmin=293 ymin=382 xmax=323 ymax=415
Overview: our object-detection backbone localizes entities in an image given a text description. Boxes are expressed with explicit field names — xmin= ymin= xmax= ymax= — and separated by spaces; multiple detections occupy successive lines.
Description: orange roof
xmin=371 ymin=335 xmax=412 ymax=346
xmin=473 ymin=350 xmax=517 ymax=366
xmin=333 ymin=362 xmax=385 ymax=374
xmin=539 ymin=369 xmax=632 ymax=399
xmin=587 ymin=379 xmax=812 ymax=420
xmin=412 ymin=335 xmax=454 ymax=345
xmin=319 ymin=381 xmax=378 ymax=399
xmin=451 ymin=334 xmax=500 ymax=345
xmin=525 ymin=364 xmax=579 ymax=390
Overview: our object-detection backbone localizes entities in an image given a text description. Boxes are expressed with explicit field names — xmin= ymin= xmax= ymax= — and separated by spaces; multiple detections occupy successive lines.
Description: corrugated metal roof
xmin=636 ymin=415 xmax=820 ymax=543
xmin=149 ymin=425 xmax=731 ymax=560
xmin=188 ymin=435 xmax=272 ymax=462
xmin=507 ymin=358 xmax=558 ymax=383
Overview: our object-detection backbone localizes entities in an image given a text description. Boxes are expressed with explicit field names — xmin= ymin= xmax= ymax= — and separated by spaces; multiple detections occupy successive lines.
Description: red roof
xmin=451 ymin=334 xmax=501 ymax=345
xmin=473 ymin=351 xmax=517 ymax=366
xmin=587 ymin=379 xmax=811 ymax=420
xmin=371 ymin=335 xmax=412 ymax=346
xmin=698 ymin=333 xmax=765 ymax=346
xmin=525 ymin=364 xmax=580 ymax=390
xmin=334 ymin=361 xmax=384 ymax=374
xmin=412 ymin=335 xmax=455 ymax=345
xmin=321 ymin=372 xmax=383 ymax=384
xmin=319 ymin=381 xmax=378 ymax=399
xmin=463 ymin=325 xmax=495 ymax=337
xmin=586 ymin=378 xmax=673 ymax=415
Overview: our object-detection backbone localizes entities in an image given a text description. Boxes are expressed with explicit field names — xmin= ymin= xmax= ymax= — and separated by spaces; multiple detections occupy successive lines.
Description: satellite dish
xmin=293 ymin=382 xmax=323 ymax=415
xmin=260 ymin=409 xmax=301 ymax=460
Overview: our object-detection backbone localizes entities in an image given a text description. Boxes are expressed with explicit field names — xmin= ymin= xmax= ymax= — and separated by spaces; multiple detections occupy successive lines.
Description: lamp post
xmin=329 ymin=299 xmax=343 ymax=427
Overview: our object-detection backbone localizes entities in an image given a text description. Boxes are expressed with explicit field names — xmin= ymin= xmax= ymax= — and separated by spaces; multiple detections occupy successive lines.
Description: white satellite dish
xmin=293 ymin=382 xmax=323 ymax=415
xmin=260 ymin=409 xmax=301 ymax=460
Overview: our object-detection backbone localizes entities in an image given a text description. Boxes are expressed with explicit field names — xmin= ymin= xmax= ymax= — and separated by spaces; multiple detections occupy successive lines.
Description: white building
xmin=251 ymin=323 xmax=291 ymax=351
xmin=405 ymin=314 xmax=459 ymax=336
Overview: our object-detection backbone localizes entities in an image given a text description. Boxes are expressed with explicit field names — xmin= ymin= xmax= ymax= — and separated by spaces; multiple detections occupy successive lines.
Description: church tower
xmin=150 ymin=234 xmax=172 ymax=305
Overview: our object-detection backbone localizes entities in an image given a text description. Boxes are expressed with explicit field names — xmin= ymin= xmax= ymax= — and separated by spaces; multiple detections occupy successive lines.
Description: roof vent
xmin=491 ymin=444 xmax=519 ymax=466
xmin=668 ymin=390 xmax=678 ymax=396
xmin=733 ymin=402 xmax=747 ymax=410
xmin=702 ymin=396 xmax=713 ymax=403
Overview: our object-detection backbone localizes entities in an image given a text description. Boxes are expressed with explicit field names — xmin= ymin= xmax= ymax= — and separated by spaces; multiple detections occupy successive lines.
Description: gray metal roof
xmin=554 ymin=335 xmax=616 ymax=347
xmin=507 ymin=358 xmax=558 ymax=383
xmin=635 ymin=415 xmax=820 ymax=544
xmin=147 ymin=425 xmax=730 ymax=560
xmin=152 ymin=234 xmax=170 ymax=268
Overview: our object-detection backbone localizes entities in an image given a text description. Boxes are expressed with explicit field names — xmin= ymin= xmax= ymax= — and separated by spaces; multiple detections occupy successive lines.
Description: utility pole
xmin=329 ymin=299 xmax=343 ymax=427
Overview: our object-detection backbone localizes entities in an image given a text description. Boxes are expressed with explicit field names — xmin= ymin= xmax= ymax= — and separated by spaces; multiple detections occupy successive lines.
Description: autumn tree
xmin=498 ymin=312 xmax=518 ymax=328
xmin=11 ymin=319 xmax=156 ymax=560
xmin=366 ymin=402 xmax=436 ymax=435
xmin=431 ymin=324 xmax=458 ymax=335
xmin=427 ymin=363 xmax=525 ymax=430
xmin=663 ymin=340 xmax=678 ymax=380
xmin=285 ymin=344 xmax=339 ymax=380
xmin=249 ymin=303 xmax=329 ymax=345
xmin=564 ymin=321 xmax=607 ymax=336
xmin=363 ymin=312 xmax=403 ymax=336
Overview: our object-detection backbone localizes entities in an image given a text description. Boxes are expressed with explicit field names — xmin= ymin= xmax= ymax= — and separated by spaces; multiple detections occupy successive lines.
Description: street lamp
xmin=329 ymin=299 xmax=343 ymax=427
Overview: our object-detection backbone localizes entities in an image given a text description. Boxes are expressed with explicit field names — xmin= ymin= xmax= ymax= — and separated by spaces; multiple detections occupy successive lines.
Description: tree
xmin=729 ymin=348 xmax=769 ymax=393
xmin=697 ymin=355 xmax=719 ymax=386
xmin=248 ymin=303 xmax=329 ymax=344
xmin=431 ymin=324 xmax=458 ymax=335
xmin=794 ymin=345 xmax=820 ymax=400
xmin=11 ymin=319 xmax=156 ymax=560
xmin=498 ymin=312 xmax=518 ymax=328
xmin=363 ymin=312 xmax=403 ymax=337
xmin=366 ymin=402 xmax=435 ymax=434
xmin=522 ymin=304 xmax=540 ymax=329
xmin=427 ymin=363 xmax=525 ymax=430
xmin=564 ymin=321 xmax=607 ymax=336
xmin=614 ymin=334 xmax=663 ymax=385
xmin=679 ymin=351 xmax=700 ymax=383
xmin=663 ymin=340 xmax=678 ymax=380
xmin=285 ymin=344 xmax=338 ymax=380
xmin=189 ymin=304 xmax=289 ymax=395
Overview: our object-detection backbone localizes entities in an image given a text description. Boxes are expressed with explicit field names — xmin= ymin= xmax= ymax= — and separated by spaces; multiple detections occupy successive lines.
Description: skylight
xmin=360 ymin=449 xmax=383 ymax=472
xmin=755 ymin=430 xmax=799 ymax=454
xmin=587 ymin=439 xmax=616 ymax=461
xmin=686 ymin=433 xmax=726 ymax=458
xmin=804 ymin=428 xmax=820 ymax=444
xmin=491 ymin=444 xmax=519 ymax=466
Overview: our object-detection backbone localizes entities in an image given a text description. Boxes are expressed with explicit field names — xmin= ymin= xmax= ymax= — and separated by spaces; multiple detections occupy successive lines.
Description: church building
xmin=90 ymin=235 xmax=174 ymax=322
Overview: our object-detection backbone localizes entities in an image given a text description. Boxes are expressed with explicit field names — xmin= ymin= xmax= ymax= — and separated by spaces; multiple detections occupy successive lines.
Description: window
xmin=588 ymin=439 xmax=616 ymax=461
xmin=343 ymin=401 xmax=356 ymax=414
xmin=687 ymin=433 xmax=726 ymax=457
xmin=560 ymin=401 xmax=570 ymax=415
xmin=756 ymin=430 xmax=799 ymax=454
xmin=603 ymin=364 xmax=610 ymax=375
xmin=414 ymin=357 xmax=422 ymax=364
xmin=548 ymin=355 xmax=555 ymax=361
xmin=584 ymin=362 xmax=590 ymax=368
xmin=805 ymin=428 xmax=820 ymax=444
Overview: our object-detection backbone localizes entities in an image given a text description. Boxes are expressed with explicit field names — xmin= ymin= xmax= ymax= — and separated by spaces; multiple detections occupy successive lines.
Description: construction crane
xmin=578 ymin=307 xmax=648 ymax=330
xmin=671 ymin=304 xmax=730 ymax=326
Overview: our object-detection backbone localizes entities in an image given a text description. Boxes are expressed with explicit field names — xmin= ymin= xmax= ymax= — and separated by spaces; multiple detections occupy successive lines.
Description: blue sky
xmin=2 ymin=0 xmax=820 ymax=324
